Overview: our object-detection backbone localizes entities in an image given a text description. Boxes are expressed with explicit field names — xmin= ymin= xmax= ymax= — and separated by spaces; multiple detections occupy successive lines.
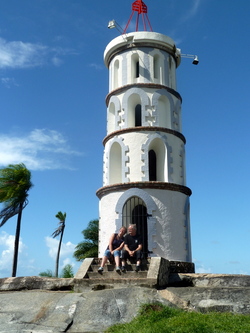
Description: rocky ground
xmin=0 ymin=274 xmax=250 ymax=332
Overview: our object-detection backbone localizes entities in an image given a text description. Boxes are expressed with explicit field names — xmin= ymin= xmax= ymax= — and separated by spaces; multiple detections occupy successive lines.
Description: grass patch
xmin=105 ymin=303 xmax=250 ymax=333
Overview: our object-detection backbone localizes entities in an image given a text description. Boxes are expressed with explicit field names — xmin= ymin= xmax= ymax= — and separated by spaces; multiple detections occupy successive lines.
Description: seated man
xmin=121 ymin=224 xmax=142 ymax=272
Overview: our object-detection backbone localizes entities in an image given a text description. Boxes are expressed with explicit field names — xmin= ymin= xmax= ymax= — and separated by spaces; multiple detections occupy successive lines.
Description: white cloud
xmin=89 ymin=63 xmax=103 ymax=70
xmin=0 ymin=129 xmax=82 ymax=170
xmin=45 ymin=236 xmax=76 ymax=260
xmin=0 ymin=38 xmax=48 ymax=69
xmin=0 ymin=231 xmax=27 ymax=277
xmin=45 ymin=237 xmax=80 ymax=274
xmin=0 ymin=37 xmax=75 ymax=70
xmin=193 ymin=258 xmax=212 ymax=273
xmin=195 ymin=265 xmax=212 ymax=274
xmin=51 ymin=56 xmax=64 ymax=67
xmin=1 ymin=77 xmax=19 ymax=88
xmin=180 ymin=0 xmax=201 ymax=23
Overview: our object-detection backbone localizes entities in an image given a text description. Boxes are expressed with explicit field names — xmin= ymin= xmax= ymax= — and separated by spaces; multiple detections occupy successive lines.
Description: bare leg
xmin=114 ymin=255 xmax=120 ymax=268
xmin=100 ymin=256 xmax=108 ymax=267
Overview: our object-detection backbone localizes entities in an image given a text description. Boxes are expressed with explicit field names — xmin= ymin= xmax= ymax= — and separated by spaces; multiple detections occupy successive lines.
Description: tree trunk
xmin=55 ymin=226 xmax=65 ymax=278
xmin=12 ymin=203 xmax=23 ymax=277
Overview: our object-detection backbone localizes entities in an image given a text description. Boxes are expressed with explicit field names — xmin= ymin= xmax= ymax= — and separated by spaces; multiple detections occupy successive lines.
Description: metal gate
xmin=122 ymin=196 xmax=148 ymax=257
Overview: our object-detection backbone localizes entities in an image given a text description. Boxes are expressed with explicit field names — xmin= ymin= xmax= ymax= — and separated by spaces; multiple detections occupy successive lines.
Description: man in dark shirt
xmin=121 ymin=224 xmax=142 ymax=272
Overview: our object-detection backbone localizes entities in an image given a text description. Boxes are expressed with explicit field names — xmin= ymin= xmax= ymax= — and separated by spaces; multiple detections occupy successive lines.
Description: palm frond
xmin=73 ymin=241 xmax=98 ymax=261
xmin=55 ymin=211 xmax=66 ymax=222
xmin=0 ymin=199 xmax=28 ymax=227
xmin=51 ymin=224 xmax=65 ymax=238
xmin=0 ymin=163 xmax=33 ymax=205
xmin=52 ymin=211 xmax=66 ymax=238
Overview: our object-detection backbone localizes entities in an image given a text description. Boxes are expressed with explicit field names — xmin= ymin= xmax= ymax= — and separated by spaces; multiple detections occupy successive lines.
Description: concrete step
xmin=88 ymin=270 xmax=148 ymax=279
xmin=91 ymin=263 xmax=149 ymax=272
xmin=75 ymin=256 xmax=174 ymax=289
xmin=85 ymin=257 xmax=150 ymax=279
xmin=87 ymin=261 xmax=149 ymax=279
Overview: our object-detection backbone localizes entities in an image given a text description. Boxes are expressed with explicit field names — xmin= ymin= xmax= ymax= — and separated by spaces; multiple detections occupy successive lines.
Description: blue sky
xmin=0 ymin=0 xmax=249 ymax=277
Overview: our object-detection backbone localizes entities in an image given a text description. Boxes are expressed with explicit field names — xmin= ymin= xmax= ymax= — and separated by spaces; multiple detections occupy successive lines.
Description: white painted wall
xmin=98 ymin=30 xmax=192 ymax=264
xmin=99 ymin=188 xmax=191 ymax=262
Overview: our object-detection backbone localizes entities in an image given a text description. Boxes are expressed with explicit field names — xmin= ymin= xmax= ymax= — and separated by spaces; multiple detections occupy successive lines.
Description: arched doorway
xmin=122 ymin=196 xmax=148 ymax=257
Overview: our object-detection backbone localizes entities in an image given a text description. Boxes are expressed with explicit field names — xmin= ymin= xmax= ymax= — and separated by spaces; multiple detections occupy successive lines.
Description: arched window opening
xmin=154 ymin=54 xmax=160 ymax=79
xmin=148 ymin=138 xmax=166 ymax=181
xmin=132 ymin=54 xmax=140 ymax=81
xmin=136 ymin=61 xmax=140 ymax=78
xmin=127 ymin=94 xmax=141 ymax=127
xmin=114 ymin=59 xmax=119 ymax=89
xmin=135 ymin=104 xmax=142 ymax=127
xmin=158 ymin=95 xmax=171 ymax=128
xmin=149 ymin=150 xmax=157 ymax=181
xmin=122 ymin=197 xmax=148 ymax=257
xmin=109 ymin=142 xmax=122 ymax=184
xmin=108 ymin=102 xmax=116 ymax=133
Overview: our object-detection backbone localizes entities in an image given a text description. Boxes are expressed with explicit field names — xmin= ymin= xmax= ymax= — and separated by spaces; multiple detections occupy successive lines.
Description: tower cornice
xmin=104 ymin=31 xmax=181 ymax=68
xmin=96 ymin=181 xmax=192 ymax=199
xmin=103 ymin=126 xmax=186 ymax=146
xmin=106 ymin=83 xmax=182 ymax=106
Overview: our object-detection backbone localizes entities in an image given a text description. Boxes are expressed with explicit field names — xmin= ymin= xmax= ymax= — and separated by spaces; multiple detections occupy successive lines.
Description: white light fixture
xmin=108 ymin=20 xmax=116 ymax=29
xmin=181 ymin=53 xmax=199 ymax=65
xmin=107 ymin=20 xmax=123 ymax=33
xmin=192 ymin=55 xmax=199 ymax=65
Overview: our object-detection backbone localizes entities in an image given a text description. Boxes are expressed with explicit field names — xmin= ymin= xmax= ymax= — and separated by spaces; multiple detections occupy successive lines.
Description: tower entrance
xmin=122 ymin=196 xmax=148 ymax=257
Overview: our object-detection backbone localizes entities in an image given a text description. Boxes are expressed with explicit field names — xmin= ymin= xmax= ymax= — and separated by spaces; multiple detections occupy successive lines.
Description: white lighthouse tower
xmin=97 ymin=0 xmax=193 ymax=265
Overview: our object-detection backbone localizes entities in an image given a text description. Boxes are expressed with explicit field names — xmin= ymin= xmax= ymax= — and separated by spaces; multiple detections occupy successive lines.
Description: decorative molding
xmin=96 ymin=181 xmax=192 ymax=199
xmin=103 ymin=126 xmax=186 ymax=146
xmin=106 ymin=83 xmax=182 ymax=106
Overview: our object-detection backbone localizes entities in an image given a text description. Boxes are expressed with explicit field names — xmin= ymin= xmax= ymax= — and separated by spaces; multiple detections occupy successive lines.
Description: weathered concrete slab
xmin=75 ymin=257 xmax=94 ymax=279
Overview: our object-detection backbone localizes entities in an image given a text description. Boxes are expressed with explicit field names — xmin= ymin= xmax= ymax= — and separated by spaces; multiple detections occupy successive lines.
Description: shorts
xmin=104 ymin=249 xmax=121 ymax=258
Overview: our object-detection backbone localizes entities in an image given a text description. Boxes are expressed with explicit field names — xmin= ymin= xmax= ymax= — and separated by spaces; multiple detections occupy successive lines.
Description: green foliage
xmin=60 ymin=264 xmax=74 ymax=278
xmin=39 ymin=269 xmax=54 ymax=277
xmin=52 ymin=211 xmax=66 ymax=238
xmin=105 ymin=303 xmax=250 ymax=333
xmin=39 ymin=265 xmax=74 ymax=278
xmin=0 ymin=163 xmax=33 ymax=276
xmin=73 ymin=219 xmax=98 ymax=261
xmin=0 ymin=163 xmax=33 ymax=226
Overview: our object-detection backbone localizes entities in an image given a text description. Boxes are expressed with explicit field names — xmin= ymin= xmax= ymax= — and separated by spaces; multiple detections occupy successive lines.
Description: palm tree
xmin=39 ymin=269 xmax=54 ymax=277
xmin=52 ymin=211 xmax=66 ymax=278
xmin=73 ymin=219 xmax=98 ymax=261
xmin=61 ymin=264 xmax=74 ymax=278
xmin=0 ymin=163 xmax=33 ymax=277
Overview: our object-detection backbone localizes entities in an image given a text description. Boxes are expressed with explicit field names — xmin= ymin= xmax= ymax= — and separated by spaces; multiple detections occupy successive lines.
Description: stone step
xmin=87 ymin=261 xmax=149 ymax=279
xmin=91 ymin=257 xmax=151 ymax=265
xmin=90 ymin=263 xmax=149 ymax=272
xmin=78 ymin=277 xmax=158 ymax=290
xmin=88 ymin=270 xmax=148 ymax=279
xmin=75 ymin=257 xmax=194 ymax=288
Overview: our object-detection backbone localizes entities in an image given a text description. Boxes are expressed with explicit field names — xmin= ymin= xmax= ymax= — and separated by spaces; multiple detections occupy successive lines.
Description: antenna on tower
xmin=123 ymin=0 xmax=153 ymax=34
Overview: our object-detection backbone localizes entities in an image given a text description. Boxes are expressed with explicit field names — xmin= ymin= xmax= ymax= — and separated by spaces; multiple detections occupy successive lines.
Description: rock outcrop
xmin=0 ymin=273 xmax=250 ymax=332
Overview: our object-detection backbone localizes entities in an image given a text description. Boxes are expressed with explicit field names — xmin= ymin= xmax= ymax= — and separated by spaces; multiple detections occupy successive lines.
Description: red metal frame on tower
xmin=123 ymin=0 xmax=153 ymax=34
